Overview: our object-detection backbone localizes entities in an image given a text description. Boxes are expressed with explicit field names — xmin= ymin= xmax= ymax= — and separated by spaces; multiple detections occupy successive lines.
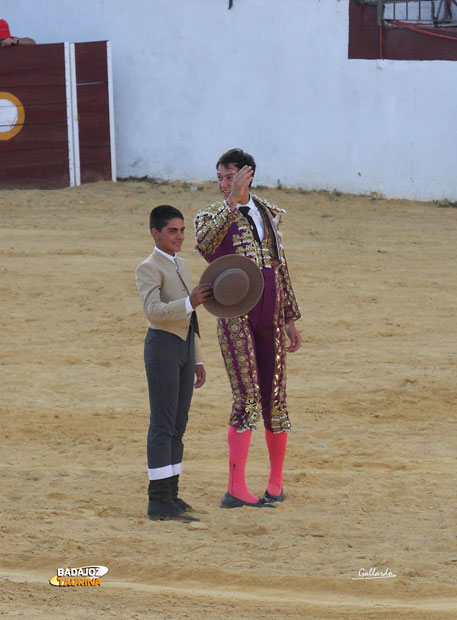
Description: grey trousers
xmin=144 ymin=327 xmax=195 ymax=480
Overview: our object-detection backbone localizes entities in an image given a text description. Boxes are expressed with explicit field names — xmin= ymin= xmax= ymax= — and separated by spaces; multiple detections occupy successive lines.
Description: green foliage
xmin=434 ymin=199 xmax=457 ymax=209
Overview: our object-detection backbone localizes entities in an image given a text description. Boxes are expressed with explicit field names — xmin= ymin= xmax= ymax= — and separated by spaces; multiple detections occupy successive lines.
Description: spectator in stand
xmin=0 ymin=19 xmax=35 ymax=47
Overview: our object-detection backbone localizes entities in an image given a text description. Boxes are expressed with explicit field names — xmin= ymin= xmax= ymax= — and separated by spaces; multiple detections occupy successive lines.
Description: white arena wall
xmin=2 ymin=0 xmax=456 ymax=200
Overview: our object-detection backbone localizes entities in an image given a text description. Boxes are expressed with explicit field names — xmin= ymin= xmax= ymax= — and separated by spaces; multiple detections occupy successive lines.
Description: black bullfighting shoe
xmin=220 ymin=492 xmax=276 ymax=509
xmin=259 ymin=489 xmax=284 ymax=504
xmin=147 ymin=499 xmax=200 ymax=522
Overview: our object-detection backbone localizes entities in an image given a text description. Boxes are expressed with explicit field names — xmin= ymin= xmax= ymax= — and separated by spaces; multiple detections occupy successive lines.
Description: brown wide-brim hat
xmin=199 ymin=255 xmax=264 ymax=318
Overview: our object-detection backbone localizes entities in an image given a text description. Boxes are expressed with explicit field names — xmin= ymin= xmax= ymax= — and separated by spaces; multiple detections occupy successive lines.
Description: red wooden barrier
xmin=0 ymin=41 xmax=115 ymax=189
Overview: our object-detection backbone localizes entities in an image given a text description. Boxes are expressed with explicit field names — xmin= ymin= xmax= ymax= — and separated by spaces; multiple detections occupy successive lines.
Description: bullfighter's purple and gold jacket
xmin=194 ymin=194 xmax=301 ymax=324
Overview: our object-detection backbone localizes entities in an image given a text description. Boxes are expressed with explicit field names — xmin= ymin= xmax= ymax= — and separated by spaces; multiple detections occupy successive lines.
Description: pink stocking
xmin=227 ymin=426 xmax=258 ymax=503
xmin=265 ymin=429 xmax=288 ymax=496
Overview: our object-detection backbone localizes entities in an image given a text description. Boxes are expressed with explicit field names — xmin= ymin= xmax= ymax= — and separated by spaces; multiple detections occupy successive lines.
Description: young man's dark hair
xmin=149 ymin=205 xmax=184 ymax=232
xmin=216 ymin=148 xmax=256 ymax=176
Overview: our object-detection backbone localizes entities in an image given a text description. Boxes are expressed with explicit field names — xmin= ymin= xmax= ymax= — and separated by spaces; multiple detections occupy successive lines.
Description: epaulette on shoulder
xmin=252 ymin=194 xmax=286 ymax=215
xmin=197 ymin=201 xmax=226 ymax=217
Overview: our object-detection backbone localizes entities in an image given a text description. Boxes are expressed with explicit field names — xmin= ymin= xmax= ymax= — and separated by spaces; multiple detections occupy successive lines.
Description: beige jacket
xmin=135 ymin=249 xmax=203 ymax=364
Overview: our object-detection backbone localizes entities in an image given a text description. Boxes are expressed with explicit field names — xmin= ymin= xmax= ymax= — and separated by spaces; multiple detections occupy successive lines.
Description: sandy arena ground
xmin=1 ymin=180 xmax=456 ymax=619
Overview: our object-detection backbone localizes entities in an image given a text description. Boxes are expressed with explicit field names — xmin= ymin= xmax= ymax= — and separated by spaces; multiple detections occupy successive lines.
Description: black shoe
xmin=174 ymin=497 xmax=193 ymax=512
xmin=147 ymin=499 xmax=200 ymax=522
xmin=220 ymin=492 xmax=276 ymax=509
xmin=170 ymin=474 xmax=193 ymax=512
xmin=259 ymin=489 xmax=284 ymax=504
xmin=148 ymin=477 xmax=199 ymax=522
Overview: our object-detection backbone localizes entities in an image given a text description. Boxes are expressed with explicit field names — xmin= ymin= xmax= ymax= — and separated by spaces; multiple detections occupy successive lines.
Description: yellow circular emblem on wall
xmin=0 ymin=92 xmax=25 ymax=140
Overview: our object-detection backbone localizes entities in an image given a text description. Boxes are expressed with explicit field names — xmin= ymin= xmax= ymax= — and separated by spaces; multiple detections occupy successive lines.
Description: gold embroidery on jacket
xmin=217 ymin=316 xmax=262 ymax=432
xmin=269 ymin=268 xmax=291 ymax=432
xmin=194 ymin=201 xmax=238 ymax=254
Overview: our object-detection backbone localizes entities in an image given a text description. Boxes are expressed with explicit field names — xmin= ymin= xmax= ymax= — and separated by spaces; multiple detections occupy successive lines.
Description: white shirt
xmin=236 ymin=195 xmax=265 ymax=242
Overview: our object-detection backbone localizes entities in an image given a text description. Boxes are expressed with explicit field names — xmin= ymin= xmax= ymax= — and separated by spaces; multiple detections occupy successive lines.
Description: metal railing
xmin=357 ymin=0 xmax=457 ymax=26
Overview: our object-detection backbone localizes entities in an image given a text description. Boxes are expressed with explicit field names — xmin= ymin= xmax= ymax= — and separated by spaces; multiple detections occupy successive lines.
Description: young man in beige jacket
xmin=136 ymin=205 xmax=212 ymax=521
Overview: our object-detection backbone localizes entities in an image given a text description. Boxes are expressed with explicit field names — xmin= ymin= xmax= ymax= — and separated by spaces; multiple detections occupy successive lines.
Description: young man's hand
xmin=190 ymin=283 xmax=213 ymax=308
xmin=226 ymin=165 xmax=254 ymax=210
xmin=194 ymin=364 xmax=206 ymax=388
xmin=286 ymin=320 xmax=302 ymax=353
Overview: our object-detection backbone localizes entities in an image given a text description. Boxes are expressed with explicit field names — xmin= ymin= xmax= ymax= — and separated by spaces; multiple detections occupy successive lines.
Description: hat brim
xmin=199 ymin=255 xmax=264 ymax=318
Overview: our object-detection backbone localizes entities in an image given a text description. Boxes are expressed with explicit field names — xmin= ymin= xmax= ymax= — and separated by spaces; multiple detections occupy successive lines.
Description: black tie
xmin=175 ymin=263 xmax=200 ymax=337
xmin=190 ymin=311 xmax=200 ymax=337
xmin=239 ymin=206 xmax=261 ymax=244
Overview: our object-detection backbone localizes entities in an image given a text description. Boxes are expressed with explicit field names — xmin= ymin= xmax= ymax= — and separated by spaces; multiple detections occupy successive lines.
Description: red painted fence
xmin=348 ymin=0 xmax=457 ymax=60
xmin=0 ymin=41 xmax=115 ymax=189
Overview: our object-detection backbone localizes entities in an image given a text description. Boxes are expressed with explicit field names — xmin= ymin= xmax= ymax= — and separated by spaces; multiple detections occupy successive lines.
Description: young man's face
xmin=217 ymin=163 xmax=239 ymax=200
xmin=152 ymin=217 xmax=185 ymax=256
